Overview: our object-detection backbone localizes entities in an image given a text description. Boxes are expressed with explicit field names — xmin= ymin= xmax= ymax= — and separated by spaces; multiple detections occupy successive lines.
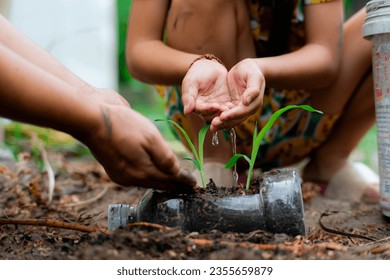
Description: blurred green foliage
xmin=3 ymin=122 xmax=92 ymax=168
xmin=344 ymin=0 xmax=353 ymax=17
xmin=117 ymin=0 xmax=132 ymax=83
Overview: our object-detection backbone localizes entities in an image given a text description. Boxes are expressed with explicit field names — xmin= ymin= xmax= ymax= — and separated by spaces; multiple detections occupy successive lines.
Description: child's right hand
xmin=181 ymin=58 xmax=231 ymax=123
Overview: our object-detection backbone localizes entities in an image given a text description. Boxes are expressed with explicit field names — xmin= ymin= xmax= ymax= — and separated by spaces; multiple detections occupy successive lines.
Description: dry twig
xmin=0 ymin=218 xmax=109 ymax=234
xmin=319 ymin=210 xmax=376 ymax=241
xmin=349 ymin=236 xmax=390 ymax=254
xmin=127 ymin=221 xmax=175 ymax=231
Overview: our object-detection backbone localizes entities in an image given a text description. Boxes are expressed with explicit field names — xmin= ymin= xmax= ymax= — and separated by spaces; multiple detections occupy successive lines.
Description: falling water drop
xmin=212 ymin=131 xmax=219 ymax=146
xmin=229 ymin=128 xmax=239 ymax=187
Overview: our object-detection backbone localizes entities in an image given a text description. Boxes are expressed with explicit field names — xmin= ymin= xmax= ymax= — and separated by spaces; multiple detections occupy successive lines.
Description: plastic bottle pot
xmin=108 ymin=168 xmax=306 ymax=236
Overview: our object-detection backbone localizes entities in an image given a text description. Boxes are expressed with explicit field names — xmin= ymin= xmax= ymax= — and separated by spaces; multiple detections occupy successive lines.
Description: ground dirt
xmin=0 ymin=151 xmax=389 ymax=260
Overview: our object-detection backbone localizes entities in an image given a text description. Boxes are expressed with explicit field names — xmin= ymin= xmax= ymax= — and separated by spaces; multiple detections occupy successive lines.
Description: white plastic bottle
xmin=363 ymin=0 xmax=390 ymax=217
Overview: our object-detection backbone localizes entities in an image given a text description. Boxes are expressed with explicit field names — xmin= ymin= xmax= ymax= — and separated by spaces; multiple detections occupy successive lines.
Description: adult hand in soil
xmin=182 ymin=58 xmax=231 ymax=123
xmin=82 ymin=104 xmax=197 ymax=193
xmin=210 ymin=58 xmax=265 ymax=132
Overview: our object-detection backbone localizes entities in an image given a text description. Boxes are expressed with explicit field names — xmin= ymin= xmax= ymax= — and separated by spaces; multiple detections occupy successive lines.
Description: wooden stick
xmin=0 ymin=218 xmax=110 ymax=234
xmin=127 ymin=221 xmax=175 ymax=231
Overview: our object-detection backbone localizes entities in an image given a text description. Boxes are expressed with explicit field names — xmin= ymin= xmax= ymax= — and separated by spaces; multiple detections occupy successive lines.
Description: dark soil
xmin=1 ymin=152 xmax=390 ymax=260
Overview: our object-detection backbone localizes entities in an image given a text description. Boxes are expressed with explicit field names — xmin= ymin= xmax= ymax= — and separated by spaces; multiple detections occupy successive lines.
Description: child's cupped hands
xmin=182 ymin=58 xmax=265 ymax=132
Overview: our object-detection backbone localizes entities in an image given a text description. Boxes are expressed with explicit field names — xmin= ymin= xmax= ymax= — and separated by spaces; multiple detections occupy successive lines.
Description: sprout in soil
xmin=155 ymin=119 xmax=210 ymax=188
xmin=224 ymin=105 xmax=323 ymax=189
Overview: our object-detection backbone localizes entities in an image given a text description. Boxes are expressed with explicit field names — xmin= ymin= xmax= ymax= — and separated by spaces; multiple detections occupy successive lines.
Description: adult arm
xmin=0 ymin=42 xmax=195 ymax=192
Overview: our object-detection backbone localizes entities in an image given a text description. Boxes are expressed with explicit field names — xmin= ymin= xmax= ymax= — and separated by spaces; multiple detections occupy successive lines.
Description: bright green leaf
xmin=227 ymin=105 xmax=323 ymax=189
xmin=155 ymin=118 xmax=210 ymax=188
xmin=224 ymin=153 xmax=250 ymax=169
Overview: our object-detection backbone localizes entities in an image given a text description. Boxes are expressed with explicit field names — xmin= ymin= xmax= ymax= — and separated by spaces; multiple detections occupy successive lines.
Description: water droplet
xmin=212 ymin=132 xmax=219 ymax=146
xmin=229 ymin=128 xmax=238 ymax=187
xmin=233 ymin=170 xmax=239 ymax=184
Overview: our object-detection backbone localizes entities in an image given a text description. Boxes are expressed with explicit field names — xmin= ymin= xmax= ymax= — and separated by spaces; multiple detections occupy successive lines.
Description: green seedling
xmin=155 ymin=119 xmax=210 ymax=188
xmin=225 ymin=105 xmax=323 ymax=189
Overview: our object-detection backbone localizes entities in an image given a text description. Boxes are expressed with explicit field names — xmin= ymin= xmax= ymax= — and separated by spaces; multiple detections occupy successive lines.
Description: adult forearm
xmin=0 ymin=15 xmax=88 ymax=89
xmin=0 ymin=43 xmax=98 ymax=139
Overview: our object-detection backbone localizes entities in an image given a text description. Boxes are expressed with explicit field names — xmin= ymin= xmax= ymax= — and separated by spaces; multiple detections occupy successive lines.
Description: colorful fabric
xmin=248 ymin=0 xmax=338 ymax=57
xmin=303 ymin=0 xmax=336 ymax=4
xmin=157 ymin=85 xmax=340 ymax=170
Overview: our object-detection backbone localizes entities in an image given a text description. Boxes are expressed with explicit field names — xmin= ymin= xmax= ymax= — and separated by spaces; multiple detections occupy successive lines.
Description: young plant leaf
xmin=197 ymin=124 xmax=210 ymax=187
xmin=182 ymin=157 xmax=201 ymax=171
xmin=224 ymin=153 xmax=250 ymax=169
xmin=155 ymin=118 xmax=210 ymax=188
xmin=198 ymin=124 xmax=209 ymax=167
xmin=225 ymin=105 xmax=322 ymax=189
xmin=156 ymin=119 xmax=200 ymax=163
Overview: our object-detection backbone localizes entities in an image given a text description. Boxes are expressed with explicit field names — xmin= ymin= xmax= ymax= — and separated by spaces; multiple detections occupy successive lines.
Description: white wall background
xmin=4 ymin=0 xmax=118 ymax=90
